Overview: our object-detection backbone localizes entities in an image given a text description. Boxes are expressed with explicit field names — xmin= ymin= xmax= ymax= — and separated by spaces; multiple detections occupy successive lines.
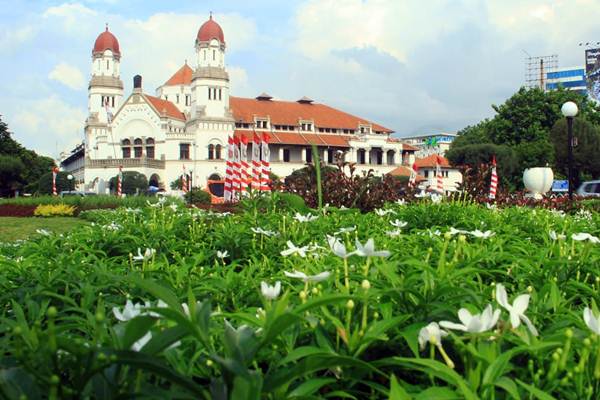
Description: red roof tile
xmin=401 ymin=143 xmax=419 ymax=151
xmin=387 ymin=166 xmax=427 ymax=181
xmin=145 ymin=95 xmax=186 ymax=121
xmin=414 ymin=154 xmax=450 ymax=168
xmin=229 ymin=97 xmax=393 ymax=133
xmin=233 ymin=130 xmax=351 ymax=147
xmin=164 ymin=63 xmax=193 ymax=86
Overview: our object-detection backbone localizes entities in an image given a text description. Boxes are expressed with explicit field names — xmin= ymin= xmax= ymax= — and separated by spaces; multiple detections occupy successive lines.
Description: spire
xmin=105 ymin=22 xmax=108 ymax=32
xmin=209 ymin=11 xmax=213 ymax=20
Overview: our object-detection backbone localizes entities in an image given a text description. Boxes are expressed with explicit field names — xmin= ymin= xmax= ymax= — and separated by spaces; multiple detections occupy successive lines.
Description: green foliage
xmin=446 ymin=143 xmax=518 ymax=185
xmin=109 ymin=171 xmax=149 ymax=195
xmin=0 ymin=155 xmax=25 ymax=196
xmin=550 ymin=118 xmax=600 ymax=187
xmin=36 ymin=171 xmax=72 ymax=195
xmin=184 ymin=187 xmax=211 ymax=204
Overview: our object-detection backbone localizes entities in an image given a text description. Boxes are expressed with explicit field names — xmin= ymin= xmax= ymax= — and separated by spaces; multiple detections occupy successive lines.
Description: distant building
xmin=401 ymin=132 xmax=457 ymax=157
xmin=545 ymin=66 xmax=587 ymax=95
xmin=414 ymin=155 xmax=462 ymax=195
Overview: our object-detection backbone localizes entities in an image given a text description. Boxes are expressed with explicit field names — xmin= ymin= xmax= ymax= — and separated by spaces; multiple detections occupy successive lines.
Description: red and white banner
xmin=224 ymin=137 xmax=234 ymax=202
xmin=260 ymin=133 xmax=271 ymax=191
xmin=251 ymin=132 xmax=261 ymax=191
xmin=435 ymin=155 xmax=444 ymax=194
xmin=240 ymin=135 xmax=250 ymax=193
xmin=52 ymin=167 xmax=59 ymax=196
xmin=117 ymin=165 xmax=123 ymax=197
xmin=409 ymin=162 xmax=418 ymax=187
xmin=232 ymin=136 xmax=242 ymax=198
xmin=489 ymin=156 xmax=498 ymax=199
xmin=182 ymin=165 xmax=188 ymax=194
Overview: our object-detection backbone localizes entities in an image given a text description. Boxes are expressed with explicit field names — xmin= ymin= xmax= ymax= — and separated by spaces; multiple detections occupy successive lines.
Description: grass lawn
xmin=0 ymin=217 xmax=89 ymax=242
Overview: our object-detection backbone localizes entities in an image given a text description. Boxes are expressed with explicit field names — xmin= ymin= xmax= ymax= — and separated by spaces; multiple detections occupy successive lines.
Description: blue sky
xmin=2 ymin=0 xmax=600 ymax=158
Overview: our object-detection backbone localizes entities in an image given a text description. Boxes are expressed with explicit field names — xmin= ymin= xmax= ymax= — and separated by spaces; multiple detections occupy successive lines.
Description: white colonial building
xmin=65 ymin=17 xmax=420 ymax=195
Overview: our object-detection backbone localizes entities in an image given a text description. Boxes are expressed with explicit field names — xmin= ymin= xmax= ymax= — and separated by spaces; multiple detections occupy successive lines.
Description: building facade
xmin=66 ymin=16 xmax=418 ymax=195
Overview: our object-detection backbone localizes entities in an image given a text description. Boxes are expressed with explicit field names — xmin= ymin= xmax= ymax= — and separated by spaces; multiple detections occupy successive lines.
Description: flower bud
xmin=311 ymin=287 xmax=319 ymax=295
xmin=47 ymin=307 xmax=57 ymax=318
xmin=444 ymin=232 xmax=452 ymax=240
xmin=206 ymin=359 xmax=213 ymax=367
xmin=346 ymin=300 xmax=355 ymax=310
xmin=299 ymin=291 xmax=307 ymax=301
xmin=527 ymin=286 xmax=533 ymax=293
xmin=565 ymin=328 xmax=573 ymax=338
xmin=361 ymin=280 xmax=371 ymax=290
xmin=458 ymin=234 xmax=466 ymax=243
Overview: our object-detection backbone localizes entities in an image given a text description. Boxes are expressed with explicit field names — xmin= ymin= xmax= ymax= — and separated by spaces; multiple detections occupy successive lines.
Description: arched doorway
xmin=149 ymin=173 xmax=162 ymax=189
xmin=207 ymin=173 xmax=224 ymax=199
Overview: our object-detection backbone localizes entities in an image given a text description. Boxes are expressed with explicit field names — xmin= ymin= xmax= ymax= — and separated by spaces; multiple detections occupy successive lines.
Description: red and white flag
xmin=251 ymin=132 xmax=261 ymax=191
xmin=52 ymin=167 xmax=59 ymax=196
xmin=489 ymin=156 xmax=498 ymax=199
xmin=224 ymin=137 xmax=234 ymax=202
xmin=240 ymin=135 xmax=250 ymax=193
xmin=435 ymin=155 xmax=444 ymax=194
xmin=409 ymin=162 xmax=418 ymax=187
xmin=182 ymin=165 xmax=188 ymax=193
xmin=232 ymin=136 xmax=242 ymax=199
xmin=260 ymin=133 xmax=271 ymax=191
xmin=117 ymin=165 xmax=123 ymax=197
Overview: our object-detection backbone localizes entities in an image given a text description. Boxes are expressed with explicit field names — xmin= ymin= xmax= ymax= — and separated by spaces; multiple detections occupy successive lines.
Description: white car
xmin=577 ymin=180 xmax=600 ymax=197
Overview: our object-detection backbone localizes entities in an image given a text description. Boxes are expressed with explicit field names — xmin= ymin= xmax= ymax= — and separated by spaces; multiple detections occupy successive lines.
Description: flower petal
xmin=520 ymin=314 xmax=538 ymax=336
xmin=512 ymin=294 xmax=530 ymax=314
xmin=495 ymin=284 xmax=510 ymax=310
xmin=439 ymin=321 xmax=467 ymax=331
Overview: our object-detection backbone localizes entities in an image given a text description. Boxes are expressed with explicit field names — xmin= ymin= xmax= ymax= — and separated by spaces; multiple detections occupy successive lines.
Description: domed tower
xmin=88 ymin=25 xmax=123 ymax=124
xmin=190 ymin=15 xmax=231 ymax=121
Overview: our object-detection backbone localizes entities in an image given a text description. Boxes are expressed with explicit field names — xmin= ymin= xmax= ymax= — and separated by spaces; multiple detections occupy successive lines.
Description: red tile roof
xmin=234 ymin=130 xmax=352 ymax=147
xmin=401 ymin=143 xmax=419 ymax=151
xmin=93 ymin=27 xmax=120 ymax=56
xmin=145 ymin=95 xmax=186 ymax=121
xmin=197 ymin=16 xmax=225 ymax=44
xmin=164 ymin=63 xmax=193 ymax=86
xmin=414 ymin=154 xmax=450 ymax=168
xmin=229 ymin=96 xmax=393 ymax=133
xmin=387 ymin=166 xmax=427 ymax=181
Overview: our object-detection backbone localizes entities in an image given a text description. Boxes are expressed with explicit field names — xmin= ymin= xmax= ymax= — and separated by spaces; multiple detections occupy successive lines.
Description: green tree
xmin=109 ymin=171 xmax=148 ymax=195
xmin=550 ymin=118 xmax=600 ymax=188
xmin=37 ymin=171 xmax=72 ymax=195
xmin=0 ymin=155 xmax=25 ymax=196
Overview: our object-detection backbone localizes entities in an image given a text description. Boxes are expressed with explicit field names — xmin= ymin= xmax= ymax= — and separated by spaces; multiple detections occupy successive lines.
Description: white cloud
xmin=0 ymin=26 xmax=35 ymax=52
xmin=228 ymin=66 xmax=250 ymax=95
xmin=49 ymin=62 xmax=86 ymax=90
xmin=10 ymin=96 xmax=86 ymax=158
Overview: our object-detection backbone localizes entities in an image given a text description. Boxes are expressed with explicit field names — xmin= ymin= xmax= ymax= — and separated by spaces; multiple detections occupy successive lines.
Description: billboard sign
xmin=586 ymin=48 xmax=600 ymax=101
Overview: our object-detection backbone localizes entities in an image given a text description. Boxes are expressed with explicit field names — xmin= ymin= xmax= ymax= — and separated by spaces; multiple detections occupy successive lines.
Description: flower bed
xmin=0 ymin=204 xmax=37 ymax=217
xmin=0 ymin=199 xmax=599 ymax=398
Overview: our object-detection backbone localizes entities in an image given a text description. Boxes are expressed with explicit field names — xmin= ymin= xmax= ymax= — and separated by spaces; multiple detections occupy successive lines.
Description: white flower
xmin=583 ymin=307 xmax=600 ymax=334
xmin=294 ymin=212 xmax=318 ymax=223
xmin=418 ymin=322 xmax=448 ymax=350
xmin=280 ymin=241 xmax=309 ymax=257
xmin=104 ymin=222 xmax=121 ymax=231
xmin=390 ymin=220 xmax=408 ymax=228
xmin=428 ymin=229 xmax=442 ymax=237
xmin=354 ymin=238 xmax=391 ymax=258
xmin=260 ymin=281 xmax=281 ymax=300
xmin=485 ymin=203 xmax=497 ymax=210
xmin=335 ymin=226 xmax=356 ymax=235
xmin=396 ymin=199 xmax=406 ymax=206
xmin=470 ymin=230 xmax=495 ymax=239
xmin=374 ymin=208 xmax=395 ymax=216
xmin=284 ymin=270 xmax=331 ymax=283
xmin=133 ymin=248 xmax=156 ymax=261
xmin=440 ymin=304 xmax=501 ymax=333
xmin=327 ymin=235 xmax=354 ymax=258
xmin=572 ymin=233 xmax=600 ymax=244
xmin=131 ymin=332 xmax=152 ymax=352
xmin=36 ymin=229 xmax=51 ymax=236
xmin=217 ymin=250 xmax=229 ymax=259
xmin=169 ymin=203 xmax=178 ymax=212
xmin=430 ymin=193 xmax=442 ymax=204
xmin=448 ymin=227 xmax=468 ymax=236
xmin=339 ymin=205 xmax=349 ymax=210
xmin=112 ymin=300 xmax=145 ymax=321
xmin=495 ymin=283 xmax=538 ymax=336
xmin=386 ymin=229 xmax=402 ymax=237
xmin=549 ymin=230 xmax=566 ymax=241
xmin=251 ymin=227 xmax=278 ymax=237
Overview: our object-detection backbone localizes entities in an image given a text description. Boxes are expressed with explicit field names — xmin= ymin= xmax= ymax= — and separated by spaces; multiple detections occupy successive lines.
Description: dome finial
xmin=209 ymin=11 xmax=212 ymax=20
xmin=105 ymin=22 xmax=108 ymax=31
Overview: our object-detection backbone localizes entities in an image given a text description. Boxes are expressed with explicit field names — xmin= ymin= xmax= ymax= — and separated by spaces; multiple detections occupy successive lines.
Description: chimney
xmin=133 ymin=75 xmax=142 ymax=92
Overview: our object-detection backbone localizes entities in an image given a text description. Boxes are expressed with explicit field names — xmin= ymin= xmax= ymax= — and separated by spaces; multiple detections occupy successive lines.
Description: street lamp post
xmin=67 ymin=174 xmax=74 ymax=195
xmin=561 ymin=101 xmax=578 ymax=201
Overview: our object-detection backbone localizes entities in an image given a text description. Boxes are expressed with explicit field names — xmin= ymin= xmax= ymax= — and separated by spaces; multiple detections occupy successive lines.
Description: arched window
xmin=208 ymin=144 xmax=214 ymax=160
xmin=208 ymin=173 xmax=221 ymax=181
xmin=145 ymin=138 xmax=155 ymax=159
xmin=357 ymin=149 xmax=366 ymax=164
xmin=215 ymin=144 xmax=222 ymax=159
xmin=134 ymin=138 xmax=143 ymax=158
xmin=121 ymin=139 xmax=131 ymax=159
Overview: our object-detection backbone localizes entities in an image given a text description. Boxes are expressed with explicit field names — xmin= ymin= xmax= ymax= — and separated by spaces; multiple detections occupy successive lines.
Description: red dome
xmin=197 ymin=16 xmax=225 ymax=44
xmin=93 ymin=27 xmax=120 ymax=56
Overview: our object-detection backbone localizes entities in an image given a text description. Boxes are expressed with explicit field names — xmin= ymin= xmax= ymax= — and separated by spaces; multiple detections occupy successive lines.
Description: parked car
xmin=59 ymin=191 xmax=97 ymax=197
xmin=577 ymin=180 xmax=600 ymax=197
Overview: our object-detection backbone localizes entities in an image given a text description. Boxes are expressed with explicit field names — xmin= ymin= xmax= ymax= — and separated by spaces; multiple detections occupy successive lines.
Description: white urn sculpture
xmin=523 ymin=167 xmax=554 ymax=199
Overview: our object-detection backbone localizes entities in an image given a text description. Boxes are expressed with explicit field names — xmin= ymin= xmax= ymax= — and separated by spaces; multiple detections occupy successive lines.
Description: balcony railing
xmin=86 ymin=157 xmax=165 ymax=169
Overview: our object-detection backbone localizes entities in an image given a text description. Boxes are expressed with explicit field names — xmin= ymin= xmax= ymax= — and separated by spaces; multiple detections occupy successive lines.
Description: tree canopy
xmin=109 ymin=171 xmax=148 ymax=195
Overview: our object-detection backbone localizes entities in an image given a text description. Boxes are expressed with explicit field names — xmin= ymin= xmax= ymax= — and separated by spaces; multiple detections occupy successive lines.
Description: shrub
xmin=33 ymin=204 xmax=76 ymax=217
xmin=184 ymin=188 xmax=211 ymax=204
xmin=108 ymin=171 xmax=148 ymax=195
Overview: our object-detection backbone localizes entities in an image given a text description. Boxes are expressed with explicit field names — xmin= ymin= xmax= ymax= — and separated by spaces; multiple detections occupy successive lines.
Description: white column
xmin=278 ymin=147 xmax=284 ymax=162
xmin=301 ymin=148 xmax=307 ymax=162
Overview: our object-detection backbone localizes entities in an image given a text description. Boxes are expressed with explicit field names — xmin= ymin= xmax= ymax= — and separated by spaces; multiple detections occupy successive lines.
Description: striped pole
xmin=232 ymin=136 xmax=242 ymax=200
xmin=240 ymin=135 xmax=250 ymax=193
xmin=251 ymin=132 xmax=261 ymax=191
xmin=117 ymin=165 xmax=123 ymax=197
xmin=224 ymin=136 xmax=234 ymax=202
xmin=260 ymin=132 xmax=271 ymax=191
xmin=409 ymin=162 xmax=418 ymax=187
xmin=52 ymin=167 xmax=59 ymax=196
xmin=182 ymin=165 xmax=188 ymax=194
xmin=436 ymin=155 xmax=444 ymax=194
xmin=489 ymin=156 xmax=498 ymax=199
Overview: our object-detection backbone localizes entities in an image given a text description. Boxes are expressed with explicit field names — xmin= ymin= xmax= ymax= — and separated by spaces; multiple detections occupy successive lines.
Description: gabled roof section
xmin=164 ymin=63 xmax=193 ymax=86
xmin=144 ymin=94 xmax=186 ymax=121
xmin=414 ymin=154 xmax=450 ymax=168
xmin=230 ymin=96 xmax=393 ymax=133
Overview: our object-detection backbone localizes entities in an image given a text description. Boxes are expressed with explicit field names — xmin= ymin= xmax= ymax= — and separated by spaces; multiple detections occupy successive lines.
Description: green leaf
xmin=495 ymin=377 xmax=520 ymax=400
xmin=288 ymin=378 xmax=336 ymax=398
xmin=119 ymin=315 xmax=156 ymax=350
xmin=131 ymin=277 xmax=183 ymax=312
xmin=142 ymin=325 xmax=188 ymax=355
xmin=415 ymin=387 xmax=461 ymax=400
xmin=389 ymin=375 xmax=412 ymax=400
xmin=277 ymin=346 xmax=329 ymax=366
xmin=515 ymin=379 xmax=557 ymax=400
